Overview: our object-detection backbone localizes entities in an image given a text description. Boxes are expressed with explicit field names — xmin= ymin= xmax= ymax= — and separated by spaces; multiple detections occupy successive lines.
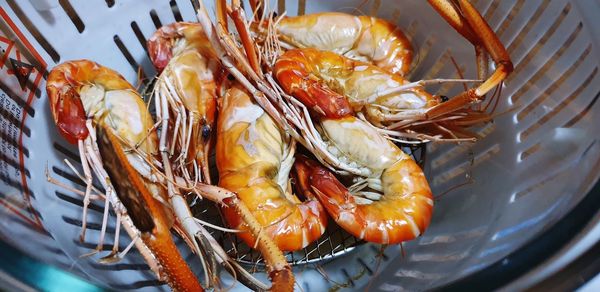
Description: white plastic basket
xmin=0 ymin=0 xmax=599 ymax=290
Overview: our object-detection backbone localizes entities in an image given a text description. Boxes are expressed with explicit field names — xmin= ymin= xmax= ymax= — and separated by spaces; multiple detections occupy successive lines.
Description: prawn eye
xmin=440 ymin=95 xmax=449 ymax=102
xmin=202 ymin=125 xmax=211 ymax=139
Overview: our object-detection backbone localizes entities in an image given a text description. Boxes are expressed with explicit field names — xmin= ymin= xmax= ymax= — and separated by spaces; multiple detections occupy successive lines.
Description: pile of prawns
xmin=46 ymin=0 xmax=512 ymax=291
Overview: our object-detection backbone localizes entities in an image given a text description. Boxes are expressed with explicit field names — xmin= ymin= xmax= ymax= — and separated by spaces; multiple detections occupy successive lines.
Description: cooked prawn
xmin=274 ymin=48 xmax=441 ymax=126
xmin=294 ymin=115 xmax=434 ymax=244
xmin=148 ymin=20 xmax=298 ymax=291
xmin=216 ymin=83 xmax=328 ymax=252
xmin=148 ymin=22 xmax=219 ymax=184
xmin=275 ymin=12 xmax=414 ymax=76
xmin=46 ymin=60 xmax=202 ymax=291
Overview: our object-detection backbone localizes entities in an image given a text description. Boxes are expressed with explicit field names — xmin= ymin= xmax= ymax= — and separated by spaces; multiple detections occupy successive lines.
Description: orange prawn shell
xmin=274 ymin=48 xmax=438 ymax=120
xmin=277 ymin=12 xmax=414 ymax=75
xmin=296 ymin=155 xmax=433 ymax=244
xmin=46 ymin=60 xmax=134 ymax=144
xmin=147 ymin=22 xmax=216 ymax=73
xmin=148 ymin=22 xmax=221 ymax=184
xmin=216 ymin=85 xmax=328 ymax=251
xmin=47 ymin=60 xmax=202 ymax=290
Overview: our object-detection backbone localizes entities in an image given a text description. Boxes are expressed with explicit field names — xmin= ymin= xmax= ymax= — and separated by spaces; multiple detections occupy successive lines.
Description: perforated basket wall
xmin=0 ymin=0 xmax=599 ymax=291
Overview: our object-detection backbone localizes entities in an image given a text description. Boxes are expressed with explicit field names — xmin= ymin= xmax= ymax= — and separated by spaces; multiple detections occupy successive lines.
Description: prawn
xmin=274 ymin=12 xmax=414 ymax=76
xmin=148 ymin=22 xmax=219 ymax=184
xmin=293 ymin=116 xmax=434 ymax=244
xmin=216 ymin=82 xmax=328 ymax=251
xmin=46 ymin=60 xmax=202 ymax=291
xmin=148 ymin=22 xmax=297 ymax=290
xmin=275 ymin=48 xmax=490 ymax=142
xmin=274 ymin=47 xmax=441 ymax=125
xmin=148 ymin=23 xmax=291 ymax=291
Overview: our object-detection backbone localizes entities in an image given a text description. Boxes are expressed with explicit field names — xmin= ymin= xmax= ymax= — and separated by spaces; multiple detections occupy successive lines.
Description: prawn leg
xmin=77 ymin=140 xmax=93 ymax=243
xmin=227 ymin=0 xmax=262 ymax=75
xmin=425 ymin=0 xmax=513 ymax=119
